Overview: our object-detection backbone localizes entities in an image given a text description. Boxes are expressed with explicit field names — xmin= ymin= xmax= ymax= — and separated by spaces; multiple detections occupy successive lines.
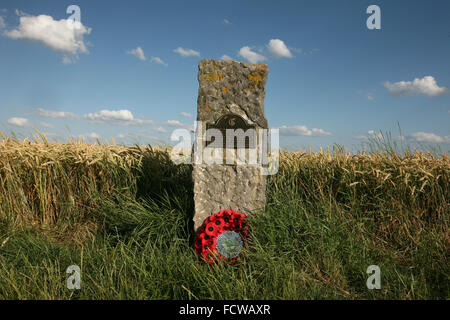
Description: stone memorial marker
xmin=192 ymin=59 xmax=269 ymax=231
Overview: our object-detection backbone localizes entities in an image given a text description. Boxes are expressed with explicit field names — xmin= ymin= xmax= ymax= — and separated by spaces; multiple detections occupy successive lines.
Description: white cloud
xmin=4 ymin=14 xmax=92 ymax=63
xmin=167 ymin=120 xmax=183 ymax=127
xmin=368 ymin=130 xmax=383 ymax=139
xmin=278 ymin=125 xmax=331 ymax=137
xmin=221 ymin=54 xmax=232 ymax=61
xmin=40 ymin=122 xmax=53 ymax=128
xmin=180 ymin=112 xmax=192 ymax=118
xmin=77 ymin=132 xmax=100 ymax=140
xmin=85 ymin=109 xmax=133 ymax=121
xmin=173 ymin=47 xmax=200 ymax=57
xmin=406 ymin=132 xmax=450 ymax=143
xmin=155 ymin=127 xmax=168 ymax=133
xmin=384 ymin=76 xmax=448 ymax=98
xmin=0 ymin=16 xmax=5 ymax=29
xmin=354 ymin=130 xmax=383 ymax=140
xmin=126 ymin=118 xmax=154 ymax=126
xmin=366 ymin=93 xmax=374 ymax=100
xmin=84 ymin=109 xmax=153 ymax=126
xmin=223 ymin=19 xmax=231 ymax=25
xmin=14 ymin=9 xmax=27 ymax=17
xmin=127 ymin=46 xmax=146 ymax=61
xmin=7 ymin=117 xmax=30 ymax=127
xmin=266 ymin=39 xmax=293 ymax=58
xmin=150 ymin=56 xmax=168 ymax=66
xmin=167 ymin=120 xmax=194 ymax=132
xmin=37 ymin=108 xmax=79 ymax=119
xmin=238 ymin=46 xmax=266 ymax=63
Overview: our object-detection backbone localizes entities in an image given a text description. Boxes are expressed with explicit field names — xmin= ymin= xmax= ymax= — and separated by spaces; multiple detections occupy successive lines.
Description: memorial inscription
xmin=205 ymin=114 xmax=256 ymax=149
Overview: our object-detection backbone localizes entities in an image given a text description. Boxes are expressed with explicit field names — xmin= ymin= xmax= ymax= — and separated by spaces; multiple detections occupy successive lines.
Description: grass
xmin=0 ymin=132 xmax=448 ymax=299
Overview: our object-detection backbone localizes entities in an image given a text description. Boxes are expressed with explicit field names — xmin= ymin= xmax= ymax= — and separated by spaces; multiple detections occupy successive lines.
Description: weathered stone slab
xmin=192 ymin=59 xmax=269 ymax=231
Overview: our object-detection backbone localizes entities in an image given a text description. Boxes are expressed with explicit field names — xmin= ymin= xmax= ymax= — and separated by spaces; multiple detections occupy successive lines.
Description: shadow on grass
xmin=126 ymin=146 xmax=195 ymax=243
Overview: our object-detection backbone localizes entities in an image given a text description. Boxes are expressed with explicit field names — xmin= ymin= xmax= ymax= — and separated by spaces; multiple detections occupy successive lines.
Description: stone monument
xmin=192 ymin=59 xmax=269 ymax=231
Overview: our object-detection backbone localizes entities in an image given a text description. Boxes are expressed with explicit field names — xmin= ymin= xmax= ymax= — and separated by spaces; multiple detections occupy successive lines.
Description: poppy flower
xmin=195 ymin=209 xmax=249 ymax=264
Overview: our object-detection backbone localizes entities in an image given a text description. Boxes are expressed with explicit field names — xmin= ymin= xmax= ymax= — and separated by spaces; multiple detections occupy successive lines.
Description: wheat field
xmin=0 ymin=132 xmax=448 ymax=299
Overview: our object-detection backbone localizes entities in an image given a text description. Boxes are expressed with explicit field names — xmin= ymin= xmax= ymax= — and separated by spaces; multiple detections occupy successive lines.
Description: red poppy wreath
xmin=194 ymin=209 xmax=249 ymax=264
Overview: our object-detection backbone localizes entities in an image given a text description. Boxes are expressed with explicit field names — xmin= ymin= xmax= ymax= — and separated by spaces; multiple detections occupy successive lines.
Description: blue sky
xmin=0 ymin=0 xmax=449 ymax=151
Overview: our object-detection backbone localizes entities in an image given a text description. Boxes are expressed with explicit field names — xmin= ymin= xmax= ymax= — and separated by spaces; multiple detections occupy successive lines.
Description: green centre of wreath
xmin=216 ymin=230 xmax=243 ymax=258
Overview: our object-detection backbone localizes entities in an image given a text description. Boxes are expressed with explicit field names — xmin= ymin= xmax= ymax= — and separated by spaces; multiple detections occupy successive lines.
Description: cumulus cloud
xmin=278 ymin=125 xmax=331 ymax=137
xmin=4 ymin=14 xmax=92 ymax=63
xmin=223 ymin=18 xmax=231 ymax=25
xmin=384 ymin=76 xmax=448 ymax=98
xmin=238 ymin=39 xmax=294 ymax=63
xmin=221 ymin=54 xmax=232 ymax=60
xmin=238 ymin=46 xmax=266 ymax=63
xmin=7 ymin=117 xmax=30 ymax=127
xmin=77 ymin=132 xmax=100 ymax=140
xmin=85 ymin=109 xmax=134 ymax=121
xmin=84 ymin=109 xmax=154 ymax=126
xmin=173 ymin=47 xmax=200 ymax=57
xmin=266 ymin=39 xmax=293 ymax=58
xmin=127 ymin=46 xmax=146 ymax=61
xmin=167 ymin=120 xmax=183 ymax=127
xmin=167 ymin=120 xmax=194 ymax=131
xmin=406 ymin=132 xmax=450 ymax=143
xmin=150 ymin=56 xmax=168 ymax=66
xmin=155 ymin=127 xmax=168 ymax=133
xmin=354 ymin=130 xmax=383 ymax=140
xmin=180 ymin=112 xmax=192 ymax=118
xmin=37 ymin=107 xmax=79 ymax=119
